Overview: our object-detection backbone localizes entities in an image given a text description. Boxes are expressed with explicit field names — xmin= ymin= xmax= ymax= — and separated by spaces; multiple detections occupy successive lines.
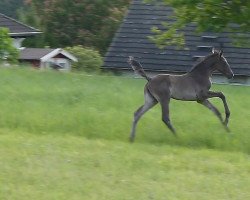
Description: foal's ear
xmin=219 ymin=50 xmax=223 ymax=57
xmin=212 ymin=48 xmax=215 ymax=54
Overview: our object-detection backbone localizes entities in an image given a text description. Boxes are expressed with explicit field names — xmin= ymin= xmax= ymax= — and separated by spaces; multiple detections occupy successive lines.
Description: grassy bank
xmin=0 ymin=68 xmax=249 ymax=153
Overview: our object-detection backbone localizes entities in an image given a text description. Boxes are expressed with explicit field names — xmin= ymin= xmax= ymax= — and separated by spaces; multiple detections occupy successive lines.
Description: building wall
xmin=109 ymin=68 xmax=250 ymax=86
xmin=12 ymin=38 xmax=25 ymax=49
xmin=42 ymin=58 xmax=71 ymax=71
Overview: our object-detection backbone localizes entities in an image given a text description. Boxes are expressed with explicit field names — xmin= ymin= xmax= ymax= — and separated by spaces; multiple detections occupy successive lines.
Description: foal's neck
xmin=190 ymin=56 xmax=216 ymax=77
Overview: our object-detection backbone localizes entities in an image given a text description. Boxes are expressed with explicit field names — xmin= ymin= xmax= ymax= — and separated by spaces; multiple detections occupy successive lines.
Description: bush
xmin=65 ymin=45 xmax=103 ymax=72
xmin=0 ymin=28 xmax=19 ymax=64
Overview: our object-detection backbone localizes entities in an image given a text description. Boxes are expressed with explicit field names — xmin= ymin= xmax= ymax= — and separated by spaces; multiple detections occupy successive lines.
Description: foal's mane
xmin=189 ymin=51 xmax=219 ymax=72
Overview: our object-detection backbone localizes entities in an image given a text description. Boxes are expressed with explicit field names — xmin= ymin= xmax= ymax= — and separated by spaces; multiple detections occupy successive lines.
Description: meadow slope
xmin=0 ymin=68 xmax=249 ymax=199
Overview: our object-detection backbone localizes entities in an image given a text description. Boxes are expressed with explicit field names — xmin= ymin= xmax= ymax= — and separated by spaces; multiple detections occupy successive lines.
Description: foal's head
xmin=211 ymin=49 xmax=234 ymax=79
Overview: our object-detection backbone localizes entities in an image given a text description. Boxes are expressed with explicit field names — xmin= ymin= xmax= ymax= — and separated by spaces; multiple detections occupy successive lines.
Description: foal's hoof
xmin=223 ymin=122 xmax=230 ymax=132
xmin=225 ymin=126 xmax=230 ymax=132
xmin=223 ymin=123 xmax=230 ymax=132
xmin=224 ymin=118 xmax=229 ymax=126
xmin=129 ymin=136 xmax=135 ymax=143
xmin=170 ymin=128 xmax=177 ymax=137
xmin=172 ymin=132 xmax=178 ymax=138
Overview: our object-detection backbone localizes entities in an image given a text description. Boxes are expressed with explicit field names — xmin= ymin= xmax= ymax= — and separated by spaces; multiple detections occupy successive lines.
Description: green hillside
xmin=0 ymin=68 xmax=249 ymax=199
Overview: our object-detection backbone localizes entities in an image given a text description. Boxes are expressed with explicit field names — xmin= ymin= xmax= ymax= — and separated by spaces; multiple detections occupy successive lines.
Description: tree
xmin=22 ymin=0 xmax=131 ymax=54
xmin=146 ymin=0 xmax=250 ymax=48
xmin=0 ymin=28 xmax=19 ymax=64
xmin=17 ymin=4 xmax=44 ymax=48
xmin=0 ymin=0 xmax=24 ymax=18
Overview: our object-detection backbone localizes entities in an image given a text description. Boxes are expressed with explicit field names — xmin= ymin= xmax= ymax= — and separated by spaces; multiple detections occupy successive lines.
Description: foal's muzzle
xmin=127 ymin=56 xmax=133 ymax=64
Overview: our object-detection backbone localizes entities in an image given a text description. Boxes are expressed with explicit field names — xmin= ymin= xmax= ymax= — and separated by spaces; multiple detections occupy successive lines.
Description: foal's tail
xmin=127 ymin=56 xmax=151 ymax=81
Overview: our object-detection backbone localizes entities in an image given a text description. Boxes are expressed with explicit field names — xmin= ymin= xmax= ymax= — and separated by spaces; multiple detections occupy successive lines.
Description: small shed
xmin=103 ymin=0 xmax=250 ymax=84
xmin=19 ymin=48 xmax=78 ymax=71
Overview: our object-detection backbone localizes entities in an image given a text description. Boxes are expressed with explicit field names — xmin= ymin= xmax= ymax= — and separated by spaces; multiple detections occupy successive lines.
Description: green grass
xmin=0 ymin=67 xmax=249 ymax=152
xmin=0 ymin=67 xmax=249 ymax=199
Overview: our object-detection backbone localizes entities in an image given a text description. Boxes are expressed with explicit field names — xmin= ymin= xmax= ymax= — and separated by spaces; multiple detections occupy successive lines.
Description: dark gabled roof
xmin=0 ymin=13 xmax=41 ymax=37
xmin=103 ymin=0 xmax=250 ymax=76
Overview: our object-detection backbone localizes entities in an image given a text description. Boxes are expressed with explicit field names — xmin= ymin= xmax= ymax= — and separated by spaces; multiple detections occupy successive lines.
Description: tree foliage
xmin=17 ymin=3 xmax=44 ymax=48
xmin=22 ymin=0 xmax=131 ymax=54
xmin=147 ymin=0 xmax=250 ymax=48
xmin=0 ymin=28 xmax=19 ymax=64
xmin=0 ymin=0 xmax=24 ymax=18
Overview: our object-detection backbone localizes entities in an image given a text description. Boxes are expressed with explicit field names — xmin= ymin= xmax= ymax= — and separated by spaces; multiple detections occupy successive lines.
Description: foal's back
xmin=147 ymin=73 xmax=207 ymax=101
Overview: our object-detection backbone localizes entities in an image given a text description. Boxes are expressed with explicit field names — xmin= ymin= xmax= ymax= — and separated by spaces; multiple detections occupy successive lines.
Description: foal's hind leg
xmin=149 ymin=84 xmax=176 ymax=135
xmin=130 ymin=91 xmax=157 ymax=142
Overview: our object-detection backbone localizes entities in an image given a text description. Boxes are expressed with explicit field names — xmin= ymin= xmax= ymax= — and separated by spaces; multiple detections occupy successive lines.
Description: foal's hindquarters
xmin=130 ymin=86 xmax=157 ymax=142
xmin=130 ymin=74 xmax=176 ymax=142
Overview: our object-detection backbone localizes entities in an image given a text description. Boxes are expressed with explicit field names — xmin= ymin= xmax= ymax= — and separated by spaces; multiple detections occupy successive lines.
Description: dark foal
xmin=128 ymin=49 xmax=234 ymax=142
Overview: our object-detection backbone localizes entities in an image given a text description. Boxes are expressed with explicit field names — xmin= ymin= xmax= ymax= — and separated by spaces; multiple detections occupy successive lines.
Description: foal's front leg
xmin=207 ymin=91 xmax=231 ymax=127
xmin=198 ymin=99 xmax=223 ymax=122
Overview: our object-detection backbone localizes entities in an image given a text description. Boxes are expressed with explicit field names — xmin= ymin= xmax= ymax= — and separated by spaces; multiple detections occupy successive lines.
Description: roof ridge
xmin=0 ymin=12 xmax=41 ymax=33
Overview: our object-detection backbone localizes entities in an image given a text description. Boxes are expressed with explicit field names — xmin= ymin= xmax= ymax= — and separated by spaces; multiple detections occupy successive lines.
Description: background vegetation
xmin=0 ymin=67 xmax=249 ymax=199
xmin=1 ymin=0 xmax=249 ymax=55
xmin=17 ymin=0 xmax=131 ymax=54
xmin=0 ymin=0 xmax=24 ymax=18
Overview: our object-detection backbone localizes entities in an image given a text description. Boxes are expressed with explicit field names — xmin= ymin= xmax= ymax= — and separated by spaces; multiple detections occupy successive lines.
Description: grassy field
xmin=0 ymin=67 xmax=249 ymax=199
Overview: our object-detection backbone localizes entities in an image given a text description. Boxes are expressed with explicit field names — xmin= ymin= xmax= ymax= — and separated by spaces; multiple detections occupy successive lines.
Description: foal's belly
xmin=169 ymin=77 xmax=198 ymax=101
xmin=170 ymin=88 xmax=197 ymax=101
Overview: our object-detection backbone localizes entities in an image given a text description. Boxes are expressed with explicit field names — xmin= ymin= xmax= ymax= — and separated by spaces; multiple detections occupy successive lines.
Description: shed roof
xmin=0 ymin=13 xmax=41 ymax=37
xmin=20 ymin=48 xmax=54 ymax=60
xmin=19 ymin=48 xmax=78 ymax=62
xmin=103 ymin=0 xmax=250 ymax=76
